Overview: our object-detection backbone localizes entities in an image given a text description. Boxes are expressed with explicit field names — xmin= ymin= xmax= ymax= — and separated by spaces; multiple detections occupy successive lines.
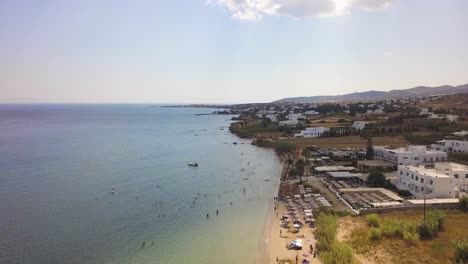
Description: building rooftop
xmin=327 ymin=171 xmax=364 ymax=179
xmin=315 ymin=166 xmax=355 ymax=172
xmin=357 ymin=160 xmax=395 ymax=166
xmin=338 ymin=187 xmax=403 ymax=201
xmin=400 ymin=164 xmax=451 ymax=178
xmin=374 ymin=145 xmax=445 ymax=154
xmin=405 ymin=198 xmax=459 ymax=205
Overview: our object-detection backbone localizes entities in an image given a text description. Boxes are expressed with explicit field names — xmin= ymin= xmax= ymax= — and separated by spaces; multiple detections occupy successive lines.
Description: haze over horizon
xmin=1 ymin=0 xmax=468 ymax=104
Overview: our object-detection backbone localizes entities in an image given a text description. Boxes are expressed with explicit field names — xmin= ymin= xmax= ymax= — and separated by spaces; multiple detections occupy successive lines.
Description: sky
xmin=1 ymin=0 xmax=467 ymax=104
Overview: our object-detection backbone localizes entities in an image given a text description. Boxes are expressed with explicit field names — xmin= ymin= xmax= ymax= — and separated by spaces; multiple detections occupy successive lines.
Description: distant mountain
xmin=274 ymin=83 xmax=468 ymax=103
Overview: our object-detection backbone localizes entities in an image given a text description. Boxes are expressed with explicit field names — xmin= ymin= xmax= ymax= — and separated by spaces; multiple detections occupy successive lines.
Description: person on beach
xmin=206 ymin=213 xmax=209 ymax=218
xmin=280 ymin=230 xmax=282 ymax=237
xmin=216 ymin=209 xmax=219 ymax=215
xmin=310 ymin=244 xmax=313 ymax=253
xmin=141 ymin=241 xmax=146 ymax=248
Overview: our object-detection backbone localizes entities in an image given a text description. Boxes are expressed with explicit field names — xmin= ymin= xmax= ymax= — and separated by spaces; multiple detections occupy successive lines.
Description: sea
xmin=0 ymin=104 xmax=281 ymax=264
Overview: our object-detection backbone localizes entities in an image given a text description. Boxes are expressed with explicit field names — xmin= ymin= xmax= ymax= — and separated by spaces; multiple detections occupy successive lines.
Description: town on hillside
xmin=224 ymin=93 xmax=468 ymax=264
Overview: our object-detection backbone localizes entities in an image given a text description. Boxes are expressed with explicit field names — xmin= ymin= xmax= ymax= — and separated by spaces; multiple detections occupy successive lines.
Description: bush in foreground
xmin=366 ymin=214 xmax=380 ymax=227
xmin=452 ymin=239 xmax=468 ymax=264
xmin=321 ymin=242 xmax=355 ymax=264
xmin=315 ymin=213 xmax=338 ymax=252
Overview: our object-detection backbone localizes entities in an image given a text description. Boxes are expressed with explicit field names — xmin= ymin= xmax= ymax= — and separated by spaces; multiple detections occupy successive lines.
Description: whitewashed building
xmin=453 ymin=130 xmax=468 ymax=137
xmin=397 ymin=162 xmax=468 ymax=198
xmin=294 ymin=127 xmax=330 ymax=138
xmin=397 ymin=164 xmax=455 ymax=198
xmin=279 ymin=113 xmax=305 ymax=126
xmin=435 ymin=163 xmax=468 ymax=192
xmin=432 ymin=140 xmax=468 ymax=153
xmin=373 ymin=146 xmax=447 ymax=165
xmin=352 ymin=121 xmax=370 ymax=130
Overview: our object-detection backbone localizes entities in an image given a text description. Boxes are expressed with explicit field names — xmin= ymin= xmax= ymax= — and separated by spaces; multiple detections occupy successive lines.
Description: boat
xmin=188 ymin=162 xmax=199 ymax=167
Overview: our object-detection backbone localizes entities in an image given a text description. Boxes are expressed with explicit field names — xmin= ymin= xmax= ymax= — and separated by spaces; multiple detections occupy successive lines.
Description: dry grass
xmin=340 ymin=210 xmax=468 ymax=264
xmin=421 ymin=93 xmax=468 ymax=110
xmin=280 ymin=135 xmax=410 ymax=149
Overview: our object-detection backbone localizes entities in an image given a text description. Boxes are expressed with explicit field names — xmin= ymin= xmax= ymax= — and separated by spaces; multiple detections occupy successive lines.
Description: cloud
xmin=207 ymin=0 xmax=394 ymax=21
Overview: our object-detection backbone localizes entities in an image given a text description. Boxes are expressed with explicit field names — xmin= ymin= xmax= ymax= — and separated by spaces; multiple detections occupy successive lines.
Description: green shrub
xmin=403 ymin=230 xmax=419 ymax=244
xmin=275 ymin=141 xmax=298 ymax=154
xmin=366 ymin=214 xmax=380 ymax=227
xmin=459 ymin=196 xmax=468 ymax=212
xmin=369 ymin=227 xmax=382 ymax=241
xmin=321 ymin=242 xmax=354 ymax=264
xmin=418 ymin=220 xmax=438 ymax=239
xmin=453 ymin=239 xmax=468 ymax=264
xmin=380 ymin=219 xmax=405 ymax=239
xmin=349 ymin=228 xmax=373 ymax=254
xmin=315 ymin=213 xmax=338 ymax=252
xmin=427 ymin=210 xmax=445 ymax=231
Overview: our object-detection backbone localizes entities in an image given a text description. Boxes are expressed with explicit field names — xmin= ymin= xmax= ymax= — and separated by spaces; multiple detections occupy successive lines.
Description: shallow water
xmin=0 ymin=104 xmax=281 ymax=264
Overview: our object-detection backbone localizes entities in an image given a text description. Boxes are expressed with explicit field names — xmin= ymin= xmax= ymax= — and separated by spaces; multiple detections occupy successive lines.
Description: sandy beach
xmin=256 ymin=157 xmax=321 ymax=264
xmin=262 ymin=202 xmax=321 ymax=264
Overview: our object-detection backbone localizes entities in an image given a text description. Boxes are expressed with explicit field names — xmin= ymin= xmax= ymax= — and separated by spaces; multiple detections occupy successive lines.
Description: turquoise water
xmin=0 ymin=105 xmax=281 ymax=264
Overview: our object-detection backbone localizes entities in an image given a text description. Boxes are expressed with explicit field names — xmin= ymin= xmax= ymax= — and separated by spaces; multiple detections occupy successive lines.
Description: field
xmin=421 ymin=93 xmax=468 ymax=110
xmin=277 ymin=135 xmax=410 ymax=149
xmin=337 ymin=210 xmax=468 ymax=264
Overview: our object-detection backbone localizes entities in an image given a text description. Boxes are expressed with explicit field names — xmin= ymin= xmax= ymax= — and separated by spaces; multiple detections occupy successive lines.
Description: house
xmin=432 ymin=140 xmax=468 ymax=153
xmin=397 ymin=162 xmax=468 ymax=198
xmin=373 ymin=145 xmax=447 ymax=165
xmin=294 ymin=127 xmax=330 ymax=138
xmin=352 ymin=121 xmax=370 ymax=130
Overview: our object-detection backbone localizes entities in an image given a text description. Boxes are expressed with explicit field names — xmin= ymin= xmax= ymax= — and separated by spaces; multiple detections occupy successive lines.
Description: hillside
xmin=275 ymin=83 xmax=468 ymax=103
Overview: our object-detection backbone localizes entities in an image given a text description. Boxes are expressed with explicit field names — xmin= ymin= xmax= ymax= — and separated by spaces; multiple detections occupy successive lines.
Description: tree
xmin=367 ymin=170 xmax=387 ymax=187
xmin=366 ymin=137 xmax=374 ymax=160
xmin=261 ymin=115 xmax=272 ymax=127
xmin=276 ymin=141 xmax=297 ymax=154
xmin=295 ymin=159 xmax=305 ymax=183
xmin=460 ymin=195 xmax=468 ymax=212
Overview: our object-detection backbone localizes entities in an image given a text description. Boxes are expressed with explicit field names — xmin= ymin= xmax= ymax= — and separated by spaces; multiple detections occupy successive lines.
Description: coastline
xmin=255 ymin=156 xmax=284 ymax=264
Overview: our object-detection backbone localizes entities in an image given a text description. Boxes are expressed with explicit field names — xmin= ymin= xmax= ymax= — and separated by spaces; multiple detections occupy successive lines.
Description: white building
xmin=373 ymin=145 xmax=447 ymax=165
xmin=420 ymin=108 xmax=430 ymax=115
xmin=352 ymin=121 xmax=370 ymax=130
xmin=453 ymin=130 xmax=468 ymax=137
xmin=397 ymin=164 xmax=455 ymax=198
xmin=265 ymin=114 xmax=277 ymax=122
xmin=432 ymin=140 xmax=468 ymax=153
xmin=397 ymin=162 xmax=468 ymax=198
xmin=294 ymin=127 xmax=330 ymax=138
xmin=279 ymin=113 xmax=305 ymax=126
xmin=435 ymin=163 xmax=468 ymax=192
xmin=305 ymin=110 xmax=319 ymax=115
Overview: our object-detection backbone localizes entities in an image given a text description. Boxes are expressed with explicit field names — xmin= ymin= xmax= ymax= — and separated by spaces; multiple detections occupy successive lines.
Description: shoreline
xmin=255 ymin=156 xmax=284 ymax=264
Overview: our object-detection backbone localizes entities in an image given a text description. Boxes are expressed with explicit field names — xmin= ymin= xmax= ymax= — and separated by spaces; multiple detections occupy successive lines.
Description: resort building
xmin=352 ymin=121 xmax=370 ymax=130
xmin=397 ymin=164 xmax=456 ymax=199
xmin=373 ymin=145 xmax=447 ymax=165
xmin=294 ymin=127 xmax=330 ymax=138
xmin=431 ymin=139 xmax=468 ymax=153
xmin=434 ymin=162 xmax=468 ymax=192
